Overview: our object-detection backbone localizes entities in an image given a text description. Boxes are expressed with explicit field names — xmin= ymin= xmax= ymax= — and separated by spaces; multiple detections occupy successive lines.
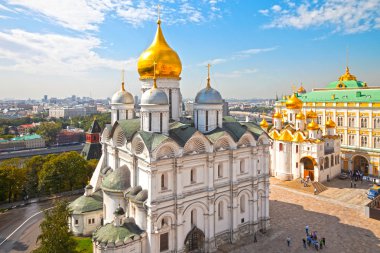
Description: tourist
xmin=320 ymin=239 xmax=323 ymax=249
xmin=287 ymin=236 xmax=291 ymax=247
xmin=322 ymin=237 xmax=326 ymax=247
xmin=302 ymin=238 xmax=306 ymax=248
xmin=305 ymin=225 xmax=309 ymax=235
xmin=314 ymin=241 xmax=319 ymax=251
xmin=307 ymin=235 xmax=311 ymax=247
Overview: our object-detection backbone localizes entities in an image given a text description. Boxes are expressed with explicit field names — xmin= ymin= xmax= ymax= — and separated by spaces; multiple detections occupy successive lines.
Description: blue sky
xmin=0 ymin=0 xmax=379 ymax=100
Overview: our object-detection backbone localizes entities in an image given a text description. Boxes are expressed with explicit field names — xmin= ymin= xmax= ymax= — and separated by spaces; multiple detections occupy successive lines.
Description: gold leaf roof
xmin=338 ymin=67 xmax=357 ymax=81
xmin=273 ymin=111 xmax=283 ymax=119
xmin=137 ymin=20 xmax=182 ymax=79
xmin=307 ymin=120 xmax=320 ymax=130
xmin=296 ymin=111 xmax=305 ymax=120
xmin=325 ymin=119 xmax=336 ymax=128
xmin=269 ymin=129 xmax=280 ymax=140
xmin=285 ymin=93 xmax=303 ymax=109
xmin=278 ymin=129 xmax=293 ymax=142
xmin=306 ymin=110 xmax=317 ymax=119
xmin=259 ymin=118 xmax=268 ymax=128
xmin=292 ymin=131 xmax=305 ymax=143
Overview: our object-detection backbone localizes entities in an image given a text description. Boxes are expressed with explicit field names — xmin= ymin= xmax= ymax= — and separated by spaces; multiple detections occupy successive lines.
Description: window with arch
xmin=339 ymin=134 xmax=344 ymax=143
xmin=360 ymin=136 xmax=368 ymax=147
xmin=217 ymin=163 xmax=223 ymax=178
xmin=348 ymin=117 xmax=355 ymax=127
xmin=218 ymin=201 xmax=224 ymax=220
xmin=240 ymin=195 xmax=246 ymax=213
xmin=348 ymin=135 xmax=355 ymax=146
xmin=337 ymin=116 xmax=344 ymax=126
xmin=279 ymin=143 xmax=283 ymax=151
xmin=374 ymin=118 xmax=380 ymax=129
xmin=190 ymin=168 xmax=196 ymax=184
xmin=317 ymin=116 xmax=322 ymax=125
xmin=374 ymin=137 xmax=380 ymax=148
xmin=240 ymin=159 xmax=246 ymax=173
xmin=296 ymin=145 xmax=299 ymax=153
xmin=360 ymin=118 xmax=368 ymax=128
xmin=191 ymin=209 xmax=197 ymax=226
xmin=161 ymin=173 xmax=168 ymax=190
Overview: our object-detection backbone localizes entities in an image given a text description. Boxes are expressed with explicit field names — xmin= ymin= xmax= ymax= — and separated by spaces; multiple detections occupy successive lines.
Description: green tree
xmin=36 ymin=122 xmax=62 ymax=145
xmin=0 ymin=158 xmax=27 ymax=202
xmin=33 ymin=200 xmax=77 ymax=253
xmin=24 ymin=156 xmax=47 ymax=198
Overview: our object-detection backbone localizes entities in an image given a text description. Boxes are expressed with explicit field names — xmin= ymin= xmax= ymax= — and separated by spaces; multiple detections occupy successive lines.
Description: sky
xmin=0 ymin=0 xmax=379 ymax=100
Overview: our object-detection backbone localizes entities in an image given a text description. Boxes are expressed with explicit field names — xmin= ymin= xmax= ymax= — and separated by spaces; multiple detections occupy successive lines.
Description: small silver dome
xmin=111 ymin=90 xmax=134 ymax=104
xmin=141 ymin=88 xmax=168 ymax=105
xmin=195 ymin=87 xmax=223 ymax=104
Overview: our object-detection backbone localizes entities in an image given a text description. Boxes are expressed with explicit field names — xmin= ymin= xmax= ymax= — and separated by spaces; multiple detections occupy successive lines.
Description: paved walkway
xmin=218 ymin=182 xmax=380 ymax=253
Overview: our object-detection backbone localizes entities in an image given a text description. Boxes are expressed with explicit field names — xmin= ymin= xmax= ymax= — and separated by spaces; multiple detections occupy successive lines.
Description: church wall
xmin=103 ymin=191 xmax=125 ymax=223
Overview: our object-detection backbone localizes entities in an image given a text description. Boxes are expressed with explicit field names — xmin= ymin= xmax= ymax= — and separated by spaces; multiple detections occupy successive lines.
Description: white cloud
xmin=198 ymin=58 xmax=227 ymax=66
xmin=259 ymin=9 xmax=269 ymax=16
xmin=236 ymin=47 xmax=278 ymax=58
xmin=0 ymin=29 xmax=135 ymax=75
xmin=7 ymin=0 xmax=111 ymax=31
xmin=264 ymin=0 xmax=380 ymax=34
xmin=271 ymin=5 xmax=282 ymax=13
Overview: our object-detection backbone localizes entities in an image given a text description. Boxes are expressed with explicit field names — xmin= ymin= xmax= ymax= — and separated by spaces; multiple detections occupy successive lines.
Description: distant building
xmin=81 ymin=120 xmax=102 ymax=160
xmin=0 ymin=134 xmax=45 ymax=151
xmin=56 ymin=128 xmax=85 ymax=145
xmin=32 ymin=105 xmax=44 ymax=114
xmin=222 ymin=99 xmax=229 ymax=116
xmin=49 ymin=106 xmax=97 ymax=118
xmin=17 ymin=123 xmax=40 ymax=135
xmin=183 ymin=101 xmax=194 ymax=116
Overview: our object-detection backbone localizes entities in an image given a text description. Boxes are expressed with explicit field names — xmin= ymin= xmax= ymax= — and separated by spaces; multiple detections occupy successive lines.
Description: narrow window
xmin=160 ymin=233 xmax=169 ymax=252
xmin=160 ymin=112 xmax=163 ymax=133
xmin=296 ymin=162 xmax=298 ymax=168
xmin=296 ymin=145 xmax=299 ymax=153
xmin=206 ymin=111 xmax=209 ymax=131
xmin=240 ymin=195 xmax=245 ymax=213
xmin=218 ymin=202 xmax=224 ymax=220
xmin=279 ymin=143 xmax=283 ymax=151
xmin=75 ymin=219 xmax=78 ymax=225
xmin=216 ymin=110 xmax=219 ymax=127
xmin=190 ymin=169 xmax=196 ymax=183
xmin=240 ymin=159 xmax=245 ymax=173
xmin=191 ymin=209 xmax=196 ymax=226
xmin=149 ymin=112 xmax=152 ymax=131
xmin=169 ymin=89 xmax=172 ymax=119
xmin=116 ymin=110 xmax=119 ymax=120
xmin=161 ymin=174 xmax=166 ymax=190
xmin=196 ymin=110 xmax=199 ymax=128
xmin=218 ymin=163 xmax=223 ymax=178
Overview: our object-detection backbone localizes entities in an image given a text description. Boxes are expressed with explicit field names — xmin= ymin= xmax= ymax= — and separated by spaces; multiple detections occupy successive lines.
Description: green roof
xmin=11 ymin=134 xmax=42 ymax=141
xmin=101 ymin=165 xmax=131 ymax=193
xmin=298 ymin=88 xmax=380 ymax=103
xmin=169 ymin=122 xmax=197 ymax=146
xmin=69 ymin=191 xmax=103 ymax=214
xmin=138 ymin=131 xmax=170 ymax=152
xmin=115 ymin=119 xmax=141 ymax=141
xmin=92 ymin=222 xmax=143 ymax=244
xmin=326 ymin=80 xmax=366 ymax=89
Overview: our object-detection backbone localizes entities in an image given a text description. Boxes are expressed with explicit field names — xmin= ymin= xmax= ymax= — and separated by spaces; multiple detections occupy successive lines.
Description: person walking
xmin=302 ymin=238 xmax=307 ymax=249
xmin=322 ymin=237 xmax=326 ymax=247
xmin=305 ymin=225 xmax=309 ymax=235
xmin=307 ymin=235 xmax=311 ymax=247
xmin=287 ymin=236 xmax=291 ymax=247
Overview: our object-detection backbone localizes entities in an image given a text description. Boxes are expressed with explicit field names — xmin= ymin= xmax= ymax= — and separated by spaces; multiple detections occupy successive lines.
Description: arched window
xmin=240 ymin=195 xmax=246 ymax=213
xmin=161 ymin=173 xmax=167 ymax=190
xmin=279 ymin=143 xmax=283 ymax=151
xmin=240 ymin=159 xmax=245 ymax=173
xmin=191 ymin=209 xmax=197 ymax=226
xmin=190 ymin=168 xmax=196 ymax=184
xmin=217 ymin=163 xmax=223 ymax=178
xmin=331 ymin=155 xmax=334 ymax=166
xmin=296 ymin=145 xmax=299 ymax=153
xmin=218 ymin=201 xmax=224 ymax=220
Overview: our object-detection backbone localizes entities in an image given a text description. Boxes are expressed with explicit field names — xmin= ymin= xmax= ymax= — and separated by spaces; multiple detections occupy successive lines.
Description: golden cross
xmin=206 ymin=63 xmax=211 ymax=89
xmin=121 ymin=69 xmax=125 ymax=91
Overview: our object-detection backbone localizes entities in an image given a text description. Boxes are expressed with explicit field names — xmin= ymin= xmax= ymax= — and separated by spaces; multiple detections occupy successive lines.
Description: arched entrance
xmin=300 ymin=156 xmax=317 ymax=181
xmin=184 ymin=226 xmax=205 ymax=252
xmin=353 ymin=155 xmax=369 ymax=175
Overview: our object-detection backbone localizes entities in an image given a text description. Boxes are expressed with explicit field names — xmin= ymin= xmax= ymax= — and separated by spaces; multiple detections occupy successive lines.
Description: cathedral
xmin=262 ymin=93 xmax=341 ymax=182
xmin=69 ymin=17 xmax=270 ymax=253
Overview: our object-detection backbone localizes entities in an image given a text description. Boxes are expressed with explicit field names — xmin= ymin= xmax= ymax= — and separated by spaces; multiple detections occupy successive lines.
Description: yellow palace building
xmin=275 ymin=67 xmax=380 ymax=178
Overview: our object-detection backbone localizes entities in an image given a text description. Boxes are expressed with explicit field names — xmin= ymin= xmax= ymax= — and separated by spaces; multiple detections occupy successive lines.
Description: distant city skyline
xmin=0 ymin=0 xmax=379 ymax=100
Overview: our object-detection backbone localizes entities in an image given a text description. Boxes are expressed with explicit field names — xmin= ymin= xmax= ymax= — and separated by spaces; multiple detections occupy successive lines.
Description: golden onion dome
xmin=259 ymin=118 xmax=268 ymax=128
xmin=137 ymin=20 xmax=182 ymax=79
xmin=292 ymin=131 xmax=305 ymax=143
xmin=278 ymin=129 xmax=293 ymax=142
xmin=285 ymin=93 xmax=303 ymax=109
xmin=273 ymin=111 xmax=283 ymax=119
xmin=307 ymin=120 xmax=320 ymax=130
xmin=326 ymin=119 xmax=336 ymax=128
xmin=297 ymin=85 xmax=306 ymax=94
xmin=306 ymin=110 xmax=317 ymax=119
xmin=296 ymin=111 xmax=305 ymax=120
xmin=269 ymin=130 xmax=280 ymax=140
xmin=339 ymin=66 xmax=357 ymax=81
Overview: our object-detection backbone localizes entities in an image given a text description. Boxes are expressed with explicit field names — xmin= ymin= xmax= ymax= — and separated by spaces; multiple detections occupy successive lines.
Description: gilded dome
xmin=285 ymin=93 xmax=303 ymax=109
xmin=273 ymin=111 xmax=283 ymax=119
xmin=339 ymin=67 xmax=357 ymax=81
xmin=137 ymin=20 xmax=182 ymax=79
xmin=307 ymin=120 xmax=319 ymax=130
xmin=296 ymin=112 xmax=305 ymax=120
xmin=259 ymin=118 xmax=268 ymax=128
xmin=297 ymin=85 xmax=306 ymax=94
xmin=306 ymin=110 xmax=317 ymax=119
xmin=326 ymin=119 xmax=336 ymax=128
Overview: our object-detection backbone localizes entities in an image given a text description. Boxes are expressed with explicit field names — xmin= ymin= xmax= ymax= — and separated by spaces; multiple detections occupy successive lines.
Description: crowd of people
xmin=286 ymin=225 xmax=326 ymax=250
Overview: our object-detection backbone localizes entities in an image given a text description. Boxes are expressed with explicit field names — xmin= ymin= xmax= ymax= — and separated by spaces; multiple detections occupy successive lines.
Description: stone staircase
xmin=312 ymin=181 xmax=328 ymax=194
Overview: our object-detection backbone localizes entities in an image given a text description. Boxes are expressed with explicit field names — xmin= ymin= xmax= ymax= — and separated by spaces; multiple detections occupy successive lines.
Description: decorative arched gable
xmin=213 ymin=134 xmax=236 ymax=151
xmin=237 ymin=132 xmax=256 ymax=147
xmin=112 ymin=125 xmax=126 ymax=147
xmin=258 ymin=134 xmax=269 ymax=145
xmin=153 ymin=140 xmax=180 ymax=160
xmin=131 ymin=135 xmax=149 ymax=158
xmin=102 ymin=127 xmax=111 ymax=142
xmin=183 ymin=133 xmax=211 ymax=155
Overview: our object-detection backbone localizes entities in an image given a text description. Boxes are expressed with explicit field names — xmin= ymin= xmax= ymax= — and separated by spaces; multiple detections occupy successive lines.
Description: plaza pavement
xmin=218 ymin=178 xmax=380 ymax=253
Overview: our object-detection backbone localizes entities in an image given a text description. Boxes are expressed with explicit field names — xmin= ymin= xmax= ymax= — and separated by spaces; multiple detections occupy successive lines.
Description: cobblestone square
xmin=218 ymin=180 xmax=380 ymax=253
